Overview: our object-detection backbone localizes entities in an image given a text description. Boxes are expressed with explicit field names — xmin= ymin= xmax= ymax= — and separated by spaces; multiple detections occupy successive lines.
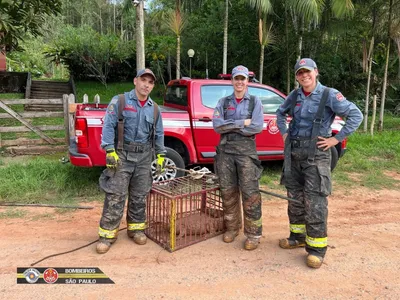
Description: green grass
xmin=0 ymin=156 xmax=103 ymax=204
xmin=0 ymin=93 xmax=24 ymax=99
xmin=0 ymin=208 xmax=27 ymax=219
xmin=75 ymin=81 xmax=165 ymax=105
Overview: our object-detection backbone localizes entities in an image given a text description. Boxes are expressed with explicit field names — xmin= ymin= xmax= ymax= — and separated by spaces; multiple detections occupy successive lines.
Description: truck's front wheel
xmin=151 ymin=147 xmax=186 ymax=182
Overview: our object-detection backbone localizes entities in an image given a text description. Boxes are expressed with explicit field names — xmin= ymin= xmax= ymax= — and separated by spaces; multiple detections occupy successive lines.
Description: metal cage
xmin=145 ymin=175 xmax=224 ymax=252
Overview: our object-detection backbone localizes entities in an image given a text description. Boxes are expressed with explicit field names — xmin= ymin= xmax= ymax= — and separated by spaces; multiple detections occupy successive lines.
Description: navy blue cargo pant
xmin=281 ymin=141 xmax=331 ymax=257
xmin=98 ymin=147 xmax=153 ymax=241
xmin=215 ymin=138 xmax=263 ymax=239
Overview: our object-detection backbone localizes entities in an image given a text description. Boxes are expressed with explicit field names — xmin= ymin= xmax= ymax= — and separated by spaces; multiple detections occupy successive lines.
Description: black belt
xmin=223 ymin=133 xmax=255 ymax=141
xmin=291 ymin=139 xmax=311 ymax=148
xmin=123 ymin=142 xmax=150 ymax=153
xmin=290 ymin=136 xmax=331 ymax=148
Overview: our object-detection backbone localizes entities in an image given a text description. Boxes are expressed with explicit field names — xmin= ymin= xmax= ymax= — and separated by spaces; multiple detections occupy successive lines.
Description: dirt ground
xmin=1 ymin=180 xmax=400 ymax=299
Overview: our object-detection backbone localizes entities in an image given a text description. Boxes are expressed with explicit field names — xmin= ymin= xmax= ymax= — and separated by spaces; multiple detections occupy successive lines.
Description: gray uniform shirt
xmin=276 ymin=82 xmax=363 ymax=142
xmin=101 ymin=89 xmax=166 ymax=155
xmin=212 ymin=92 xmax=264 ymax=136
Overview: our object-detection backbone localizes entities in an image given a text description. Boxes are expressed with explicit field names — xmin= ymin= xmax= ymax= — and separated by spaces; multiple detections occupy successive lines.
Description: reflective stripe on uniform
xmin=290 ymin=224 xmax=306 ymax=234
xmin=98 ymin=227 xmax=118 ymax=238
xmin=253 ymin=217 xmax=263 ymax=227
xmin=128 ymin=222 xmax=146 ymax=231
xmin=245 ymin=216 xmax=263 ymax=227
xmin=306 ymin=235 xmax=327 ymax=248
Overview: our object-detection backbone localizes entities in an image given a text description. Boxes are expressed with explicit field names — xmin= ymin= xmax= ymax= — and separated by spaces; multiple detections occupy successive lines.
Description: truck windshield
xmin=165 ymin=86 xmax=188 ymax=106
xmin=200 ymin=85 xmax=284 ymax=114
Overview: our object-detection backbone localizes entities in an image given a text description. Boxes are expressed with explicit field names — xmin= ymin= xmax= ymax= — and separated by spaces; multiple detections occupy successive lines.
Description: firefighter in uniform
xmin=96 ymin=68 xmax=166 ymax=254
xmin=276 ymin=58 xmax=363 ymax=268
xmin=212 ymin=65 xmax=264 ymax=250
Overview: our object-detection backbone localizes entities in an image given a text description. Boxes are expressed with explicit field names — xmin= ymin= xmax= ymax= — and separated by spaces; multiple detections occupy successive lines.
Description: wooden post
xmin=68 ymin=94 xmax=76 ymax=146
xmin=370 ymin=95 xmax=377 ymax=136
xmin=94 ymin=94 xmax=100 ymax=109
xmin=63 ymin=94 xmax=69 ymax=145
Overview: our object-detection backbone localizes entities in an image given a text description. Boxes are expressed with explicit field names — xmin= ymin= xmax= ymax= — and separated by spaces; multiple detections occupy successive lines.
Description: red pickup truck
xmin=69 ymin=78 xmax=346 ymax=181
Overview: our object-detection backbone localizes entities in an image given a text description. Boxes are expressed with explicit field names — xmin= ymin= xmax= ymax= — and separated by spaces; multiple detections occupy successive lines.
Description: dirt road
xmin=1 ymin=183 xmax=400 ymax=299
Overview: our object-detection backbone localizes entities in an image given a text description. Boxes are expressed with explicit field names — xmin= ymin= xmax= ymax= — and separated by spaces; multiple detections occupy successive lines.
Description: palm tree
xmin=286 ymin=0 xmax=355 ymax=88
xmin=246 ymin=0 xmax=274 ymax=83
xmin=222 ymin=0 xmax=229 ymax=74
xmin=257 ymin=20 xmax=276 ymax=83
xmin=379 ymin=0 xmax=394 ymax=131
xmin=164 ymin=3 xmax=187 ymax=79
xmin=136 ymin=0 xmax=145 ymax=70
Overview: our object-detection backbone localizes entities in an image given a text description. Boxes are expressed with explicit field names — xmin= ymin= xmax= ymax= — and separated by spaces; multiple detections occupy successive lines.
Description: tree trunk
xmin=285 ymin=7 xmax=290 ymax=95
xmin=294 ymin=23 xmax=303 ymax=89
xmin=223 ymin=0 xmax=228 ymax=74
xmin=370 ymin=95 xmax=377 ymax=136
xmin=121 ymin=14 xmax=124 ymax=40
xmin=378 ymin=0 xmax=393 ymax=132
xmin=378 ymin=40 xmax=391 ymax=131
xmin=259 ymin=44 xmax=265 ymax=84
xmin=99 ymin=6 xmax=103 ymax=35
xmin=168 ymin=53 xmax=172 ymax=81
xmin=136 ymin=1 xmax=145 ymax=70
xmin=113 ymin=2 xmax=116 ymax=34
xmin=176 ymin=35 xmax=181 ymax=79
xmin=364 ymin=36 xmax=374 ymax=132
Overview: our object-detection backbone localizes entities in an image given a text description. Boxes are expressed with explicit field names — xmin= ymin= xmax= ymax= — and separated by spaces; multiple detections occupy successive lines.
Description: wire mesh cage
xmin=145 ymin=175 xmax=224 ymax=252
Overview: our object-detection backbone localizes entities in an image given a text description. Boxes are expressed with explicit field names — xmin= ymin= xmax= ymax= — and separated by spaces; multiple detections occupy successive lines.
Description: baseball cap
xmin=232 ymin=65 xmax=249 ymax=79
xmin=136 ymin=68 xmax=156 ymax=81
xmin=294 ymin=58 xmax=317 ymax=74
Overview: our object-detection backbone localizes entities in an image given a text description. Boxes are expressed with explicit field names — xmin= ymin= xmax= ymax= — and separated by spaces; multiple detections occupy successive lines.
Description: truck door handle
xmin=199 ymin=117 xmax=212 ymax=122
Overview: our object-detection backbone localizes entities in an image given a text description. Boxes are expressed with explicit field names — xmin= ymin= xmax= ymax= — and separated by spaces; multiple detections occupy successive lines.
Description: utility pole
xmin=135 ymin=0 xmax=145 ymax=70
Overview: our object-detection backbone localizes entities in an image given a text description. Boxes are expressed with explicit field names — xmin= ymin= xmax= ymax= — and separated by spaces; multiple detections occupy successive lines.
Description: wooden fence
xmin=0 ymin=94 xmax=76 ymax=155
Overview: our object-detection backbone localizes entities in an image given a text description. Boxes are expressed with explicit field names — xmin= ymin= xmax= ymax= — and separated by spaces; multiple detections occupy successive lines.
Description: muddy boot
xmin=130 ymin=231 xmax=147 ymax=245
xmin=279 ymin=233 xmax=306 ymax=249
xmin=96 ymin=238 xmax=113 ymax=254
xmin=244 ymin=237 xmax=260 ymax=251
xmin=223 ymin=231 xmax=239 ymax=243
xmin=306 ymin=254 xmax=324 ymax=269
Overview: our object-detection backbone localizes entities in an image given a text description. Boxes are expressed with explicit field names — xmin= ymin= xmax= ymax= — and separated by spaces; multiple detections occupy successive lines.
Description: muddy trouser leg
xmin=283 ymin=158 xmax=307 ymax=241
xmin=98 ymin=157 xmax=131 ymax=241
xmin=217 ymin=151 xmax=241 ymax=233
xmin=303 ymin=148 xmax=331 ymax=257
xmin=237 ymin=155 xmax=262 ymax=239
xmin=126 ymin=152 xmax=153 ymax=232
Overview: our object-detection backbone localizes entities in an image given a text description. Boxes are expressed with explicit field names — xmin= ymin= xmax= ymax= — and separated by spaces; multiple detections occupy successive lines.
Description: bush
xmin=44 ymin=25 xmax=137 ymax=85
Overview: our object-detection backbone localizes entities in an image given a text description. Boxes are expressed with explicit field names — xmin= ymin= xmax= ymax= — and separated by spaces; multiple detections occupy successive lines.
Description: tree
xmin=136 ymin=0 xmax=145 ymax=70
xmin=246 ymin=0 xmax=274 ymax=83
xmin=222 ymin=0 xmax=229 ymax=74
xmin=364 ymin=3 xmax=378 ymax=132
xmin=0 ymin=0 xmax=62 ymax=50
xmin=379 ymin=0 xmax=394 ymax=131
xmin=286 ymin=0 xmax=355 ymax=88
xmin=164 ymin=2 xmax=186 ymax=79
xmin=257 ymin=20 xmax=276 ymax=83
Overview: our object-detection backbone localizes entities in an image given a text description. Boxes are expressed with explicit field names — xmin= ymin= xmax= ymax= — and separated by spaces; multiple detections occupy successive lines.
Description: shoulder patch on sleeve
xmin=213 ymin=109 xmax=220 ymax=118
xmin=107 ymin=104 xmax=115 ymax=114
xmin=335 ymin=92 xmax=344 ymax=102
xmin=110 ymin=98 xmax=118 ymax=104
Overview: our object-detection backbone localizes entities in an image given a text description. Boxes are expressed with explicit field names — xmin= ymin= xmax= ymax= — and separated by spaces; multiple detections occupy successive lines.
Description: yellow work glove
xmin=106 ymin=149 xmax=120 ymax=168
xmin=156 ymin=153 xmax=166 ymax=174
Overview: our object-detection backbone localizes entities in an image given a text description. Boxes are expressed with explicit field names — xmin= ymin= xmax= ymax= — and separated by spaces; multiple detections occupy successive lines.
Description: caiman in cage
xmin=145 ymin=174 xmax=224 ymax=252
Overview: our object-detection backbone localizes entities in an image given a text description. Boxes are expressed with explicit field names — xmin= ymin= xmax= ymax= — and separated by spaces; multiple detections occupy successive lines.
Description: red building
xmin=0 ymin=49 xmax=5 ymax=71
